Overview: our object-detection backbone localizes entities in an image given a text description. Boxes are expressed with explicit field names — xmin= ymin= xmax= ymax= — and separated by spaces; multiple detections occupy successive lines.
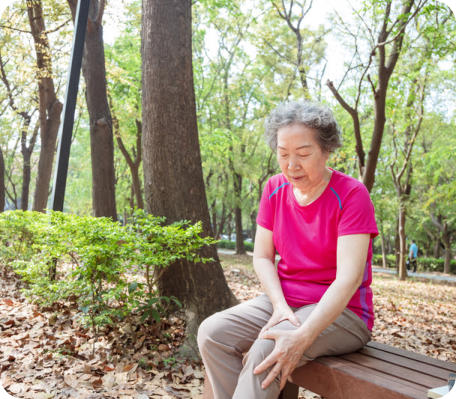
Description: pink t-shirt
xmin=256 ymin=169 xmax=378 ymax=330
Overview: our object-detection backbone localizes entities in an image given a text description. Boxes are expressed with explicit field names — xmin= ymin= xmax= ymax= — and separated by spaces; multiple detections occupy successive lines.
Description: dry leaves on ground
xmin=1 ymin=256 xmax=455 ymax=398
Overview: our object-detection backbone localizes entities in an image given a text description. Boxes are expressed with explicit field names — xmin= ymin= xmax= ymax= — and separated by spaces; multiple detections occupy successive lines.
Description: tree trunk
xmin=141 ymin=0 xmax=236 ymax=358
xmin=27 ymin=0 xmax=63 ymax=212
xmin=67 ymin=0 xmax=117 ymax=220
xmin=233 ymin=172 xmax=245 ymax=255
xmin=210 ymin=200 xmax=217 ymax=237
xmin=397 ymin=201 xmax=407 ymax=280
xmin=442 ymin=226 xmax=452 ymax=274
xmin=217 ymin=202 xmax=226 ymax=239
xmin=380 ymin=231 xmax=388 ymax=268
xmin=394 ymin=219 xmax=400 ymax=271
xmin=114 ymin=114 xmax=144 ymax=210
xmin=234 ymin=205 xmax=245 ymax=255
xmin=21 ymin=151 xmax=31 ymax=211
xmin=433 ymin=239 xmax=441 ymax=258
xmin=130 ymin=166 xmax=143 ymax=209
xmin=0 ymin=148 xmax=5 ymax=212
xmin=250 ymin=210 xmax=257 ymax=242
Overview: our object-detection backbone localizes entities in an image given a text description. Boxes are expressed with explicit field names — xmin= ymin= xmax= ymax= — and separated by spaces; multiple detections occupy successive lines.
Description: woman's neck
xmin=292 ymin=169 xmax=332 ymax=206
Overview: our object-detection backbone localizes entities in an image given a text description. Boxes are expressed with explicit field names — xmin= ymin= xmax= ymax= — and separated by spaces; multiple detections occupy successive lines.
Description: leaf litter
xmin=1 ymin=256 xmax=455 ymax=398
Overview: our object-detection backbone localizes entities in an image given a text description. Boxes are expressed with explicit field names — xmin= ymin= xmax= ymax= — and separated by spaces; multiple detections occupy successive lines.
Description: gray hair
xmin=264 ymin=101 xmax=342 ymax=153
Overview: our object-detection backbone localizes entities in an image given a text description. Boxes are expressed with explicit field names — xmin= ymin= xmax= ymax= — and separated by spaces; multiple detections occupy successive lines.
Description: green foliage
xmin=0 ymin=210 xmax=215 ymax=331
xmin=372 ymin=254 xmax=456 ymax=274
xmin=217 ymin=239 xmax=254 ymax=252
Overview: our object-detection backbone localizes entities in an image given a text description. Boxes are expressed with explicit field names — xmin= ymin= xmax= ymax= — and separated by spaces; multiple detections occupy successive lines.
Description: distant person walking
xmin=409 ymin=240 xmax=418 ymax=273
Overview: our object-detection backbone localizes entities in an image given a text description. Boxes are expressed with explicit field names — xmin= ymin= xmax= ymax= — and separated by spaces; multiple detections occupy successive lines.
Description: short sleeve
xmin=256 ymin=179 xmax=274 ymax=231
xmin=338 ymin=184 xmax=379 ymax=238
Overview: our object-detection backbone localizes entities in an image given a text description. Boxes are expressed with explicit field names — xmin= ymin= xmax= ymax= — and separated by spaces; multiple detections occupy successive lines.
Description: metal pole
xmin=50 ymin=0 xmax=90 ymax=212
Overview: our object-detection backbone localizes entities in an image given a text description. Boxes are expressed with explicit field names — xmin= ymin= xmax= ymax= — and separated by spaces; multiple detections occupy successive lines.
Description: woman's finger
xmin=261 ymin=361 xmax=283 ymax=389
xmin=253 ymin=349 xmax=278 ymax=375
xmin=288 ymin=312 xmax=301 ymax=327
xmin=279 ymin=363 xmax=293 ymax=390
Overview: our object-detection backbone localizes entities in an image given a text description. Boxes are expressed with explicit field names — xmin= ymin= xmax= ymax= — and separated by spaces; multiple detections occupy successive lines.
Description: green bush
xmin=0 ymin=209 xmax=216 ymax=331
xmin=217 ymin=239 xmax=254 ymax=251
xmin=372 ymin=253 xmax=456 ymax=274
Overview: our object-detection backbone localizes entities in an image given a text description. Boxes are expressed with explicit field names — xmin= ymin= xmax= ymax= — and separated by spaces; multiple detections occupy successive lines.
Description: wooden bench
xmin=203 ymin=341 xmax=456 ymax=398
xmin=279 ymin=341 xmax=456 ymax=399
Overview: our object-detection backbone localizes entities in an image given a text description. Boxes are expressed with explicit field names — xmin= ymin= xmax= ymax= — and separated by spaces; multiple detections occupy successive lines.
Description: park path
xmin=217 ymin=249 xmax=456 ymax=283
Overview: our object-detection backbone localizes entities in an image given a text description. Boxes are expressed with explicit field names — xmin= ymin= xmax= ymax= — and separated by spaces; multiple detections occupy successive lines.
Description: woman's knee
xmin=243 ymin=338 xmax=275 ymax=368
xmin=197 ymin=312 xmax=224 ymax=350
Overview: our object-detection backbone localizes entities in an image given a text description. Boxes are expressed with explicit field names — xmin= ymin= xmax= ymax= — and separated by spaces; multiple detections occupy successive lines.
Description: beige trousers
xmin=198 ymin=294 xmax=371 ymax=399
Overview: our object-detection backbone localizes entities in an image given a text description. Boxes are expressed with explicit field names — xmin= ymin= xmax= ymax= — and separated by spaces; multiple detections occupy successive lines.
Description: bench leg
xmin=279 ymin=381 xmax=299 ymax=399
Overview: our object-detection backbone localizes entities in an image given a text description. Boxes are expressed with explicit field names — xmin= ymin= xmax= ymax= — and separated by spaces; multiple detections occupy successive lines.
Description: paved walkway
xmin=218 ymin=249 xmax=456 ymax=283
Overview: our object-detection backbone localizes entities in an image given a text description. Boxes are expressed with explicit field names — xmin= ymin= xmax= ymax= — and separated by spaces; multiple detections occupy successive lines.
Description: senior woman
xmin=198 ymin=101 xmax=378 ymax=399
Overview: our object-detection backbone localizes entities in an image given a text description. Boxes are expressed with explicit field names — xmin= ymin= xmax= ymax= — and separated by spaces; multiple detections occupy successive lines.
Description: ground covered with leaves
xmin=1 ymin=254 xmax=455 ymax=398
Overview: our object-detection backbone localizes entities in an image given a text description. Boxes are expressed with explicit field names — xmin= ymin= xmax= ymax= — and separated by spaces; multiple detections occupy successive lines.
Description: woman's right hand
xmin=259 ymin=304 xmax=301 ymax=336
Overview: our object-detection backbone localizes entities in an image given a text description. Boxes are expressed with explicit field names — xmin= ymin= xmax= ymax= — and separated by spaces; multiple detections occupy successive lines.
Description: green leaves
xmin=0 ymin=209 xmax=214 ymax=331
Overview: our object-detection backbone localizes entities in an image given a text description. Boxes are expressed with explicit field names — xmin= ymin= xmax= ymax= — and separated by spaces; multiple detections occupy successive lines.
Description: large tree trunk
xmin=141 ymin=0 xmax=236 ymax=358
xmin=0 ymin=148 xmax=5 ymax=212
xmin=27 ymin=0 xmax=63 ymax=212
xmin=67 ymin=0 xmax=117 ymax=219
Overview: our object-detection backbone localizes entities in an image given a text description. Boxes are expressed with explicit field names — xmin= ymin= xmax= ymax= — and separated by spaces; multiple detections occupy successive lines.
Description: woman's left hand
xmin=253 ymin=328 xmax=312 ymax=390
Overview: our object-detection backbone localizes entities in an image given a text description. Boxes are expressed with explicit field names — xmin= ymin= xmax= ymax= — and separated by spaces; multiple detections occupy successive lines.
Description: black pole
xmin=50 ymin=0 xmax=90 ymax=212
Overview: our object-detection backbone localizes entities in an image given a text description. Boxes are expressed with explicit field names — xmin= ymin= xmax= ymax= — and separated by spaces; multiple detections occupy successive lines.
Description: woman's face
xmin=276 ymin=123 xmax=330 ymax=192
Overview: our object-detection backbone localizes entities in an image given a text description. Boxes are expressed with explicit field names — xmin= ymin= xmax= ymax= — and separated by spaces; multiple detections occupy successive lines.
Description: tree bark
xmin=67 ymin=0 xmax=117 ymax=219
xmin=20 ymin=121 xmax=38 ymax=211
xmin=141 ymin=0 xmax=237 ymax=358
xmin=217 ymin=202 xmax=227 ymax=239
xmin=397 ymin=200 xmax=407 ymax=280
xmin=0 ymin=147 xmax=5 ymax=212
xmin=21 ymin=152 xmax=31 ymax=211
xmin=112 ymin=110 xmax=144 ymax=209
xmin=380 ymin=231 xmax=388 ymax=268
xmin=26 ymin=0 xmax=63 ymax=212
xmin=233 ymin=173 xmax=246 ymax=255
xmin=441 ymin=226 xmax=452 ymax=274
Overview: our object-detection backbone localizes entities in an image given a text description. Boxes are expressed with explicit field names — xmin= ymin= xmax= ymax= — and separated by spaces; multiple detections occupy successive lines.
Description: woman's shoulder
xmin=263 ymin=173 xmax=289 ymax=198
xmin=265 ymin=173 xmax=288 ymax=188
xmin=330 ymin=169 xmax=370 ymax=198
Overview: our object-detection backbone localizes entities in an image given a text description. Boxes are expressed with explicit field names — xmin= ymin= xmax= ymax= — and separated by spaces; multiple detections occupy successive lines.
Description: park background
xmin=0 ymin=0 xmax=456 ymax=398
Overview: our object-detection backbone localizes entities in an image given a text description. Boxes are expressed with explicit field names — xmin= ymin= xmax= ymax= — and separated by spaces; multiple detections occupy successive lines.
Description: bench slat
xmin=341 ymin=352 xmax=446 ymax=390
xmin=366 ymin=342 xmax=456 ymax=373
xmin=290 ymin=357 xmax=427 ymax=399
xmin=356 ymin=346 xmax=453 ymax=381
xmin=290 ymin=356 xmax=431 ymax=399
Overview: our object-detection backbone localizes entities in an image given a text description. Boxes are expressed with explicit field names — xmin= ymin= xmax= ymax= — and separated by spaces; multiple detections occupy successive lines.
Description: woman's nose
xmin=288 ymin=157 xmax=300 ymax=170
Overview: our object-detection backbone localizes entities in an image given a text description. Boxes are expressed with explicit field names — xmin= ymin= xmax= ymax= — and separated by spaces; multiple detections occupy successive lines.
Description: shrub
xmin=0 ymin=209 xmax=216 ymax=332
xmin=372 ymin=253 xmax=456 ymax=274
xmin=217 ymin=239 xmax=253 ymax=251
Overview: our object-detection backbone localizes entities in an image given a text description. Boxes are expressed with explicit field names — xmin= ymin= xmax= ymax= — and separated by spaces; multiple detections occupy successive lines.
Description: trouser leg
xmin=197 ymin=295 xmax=273 ymax=399
xmin=233 ymin=303 xmax=371 ymax=399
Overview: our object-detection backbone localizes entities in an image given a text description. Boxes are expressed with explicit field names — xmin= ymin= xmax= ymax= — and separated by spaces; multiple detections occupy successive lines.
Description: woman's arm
xmin=255 ymin=233 xmax=371 ymax=389
xmin=253 ymin=225 xmax=301 ymax=331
